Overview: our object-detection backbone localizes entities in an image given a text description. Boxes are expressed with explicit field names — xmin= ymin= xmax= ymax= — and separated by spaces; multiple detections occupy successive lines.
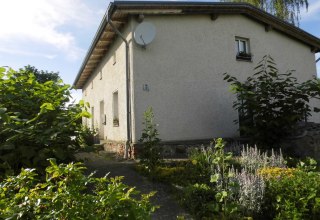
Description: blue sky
xmin=0 ymin=0 xmax=319 ymax=102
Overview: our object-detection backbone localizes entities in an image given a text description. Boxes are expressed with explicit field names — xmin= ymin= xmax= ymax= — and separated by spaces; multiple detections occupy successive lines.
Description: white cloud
xmin=0 ymin=47 xmax=56 ymax=59
xmin=0 ymin=0 xmax=98 ymax=60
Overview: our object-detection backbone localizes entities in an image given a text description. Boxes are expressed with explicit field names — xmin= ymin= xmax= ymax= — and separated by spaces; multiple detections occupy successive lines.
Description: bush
xmin=0 ymin=159 xmax=156 ymax=219
xmin=139 ymin=107 xmax=162 ymax=171
xmin=76 ymin=125 xmax=98 ymax=147
xmin=262 ymin=169 xmax=320 ymax=219
xmin=0 ymin=67 xmax=90 ymax=177
xmin=188 ymin=146 xmax=216 ymax=184
xmin=181 ymin=183 xmax=216 ymax=219
xmin=223 ymin=55 xmax=320 ymax=147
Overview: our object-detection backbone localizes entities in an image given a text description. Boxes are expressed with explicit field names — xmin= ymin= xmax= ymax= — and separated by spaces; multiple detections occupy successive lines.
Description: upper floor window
xmin=235 ymin=37 xmax=252 ymax=61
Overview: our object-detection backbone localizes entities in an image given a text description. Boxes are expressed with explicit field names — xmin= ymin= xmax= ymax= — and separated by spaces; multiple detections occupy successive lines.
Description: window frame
xmin=235 ymin=37 xmax=252 ymax=61
xmin=112 ymin=91 xmax=119 ymax=127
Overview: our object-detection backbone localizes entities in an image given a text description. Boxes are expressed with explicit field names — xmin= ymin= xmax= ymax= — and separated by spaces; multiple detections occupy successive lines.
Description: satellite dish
xmin=134 ymin=22 xmax=156 ymax=47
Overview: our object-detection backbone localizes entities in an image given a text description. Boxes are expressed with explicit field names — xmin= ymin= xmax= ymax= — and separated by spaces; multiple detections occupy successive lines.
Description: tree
xmin=0 ymin=66 xmax=90 ymax=177
xmin=24 ymin=65 xmax=60 ymax=83
xmin=221 ymin=0 xmax=308 ymax=25
xmin=223 ymin=55 xmax=320 ymax=147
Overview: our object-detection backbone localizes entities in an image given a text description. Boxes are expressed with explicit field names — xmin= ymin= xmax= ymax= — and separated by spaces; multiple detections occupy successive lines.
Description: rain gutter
xmin=107 ymin=16 xmax=132 ymax=159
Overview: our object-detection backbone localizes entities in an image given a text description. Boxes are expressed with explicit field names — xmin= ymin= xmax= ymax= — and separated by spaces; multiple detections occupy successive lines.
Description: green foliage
xmin=0 ymin=67 xmax=90 ymax=177
xmin=224 ymin=55 xmax=320 ymax=147
xmin=181 ymin=183 xmax=216 ymax=218
xmin=76 ymin=125 xmax=98 ymax=147
xmin=0 ymin=159 xmax=156 ymax=219
xmin=263 ymin=169 xmax=320 ymax=219
xmin=189 ymin=146 xmax=217 ymax=184
xmin=220 ymin=0 xmax=308 ymax=25
xmin=209 ymin=138 xmax=240 ymax=218
xmin=24 ymin=65 xmax=60 ymax=83
xmin=139 ymin=107 xmax=162 ymax=171
xmin=135 ymin=163 xmax=190 ymax=185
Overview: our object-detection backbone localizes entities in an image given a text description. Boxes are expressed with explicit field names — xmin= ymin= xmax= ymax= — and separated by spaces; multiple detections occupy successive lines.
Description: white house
xmin=74 ymin=1 xmax=320 ymax=157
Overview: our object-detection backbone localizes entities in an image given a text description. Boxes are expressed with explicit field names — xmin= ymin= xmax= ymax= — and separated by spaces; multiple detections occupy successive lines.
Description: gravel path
xmin=76 ymin=152 xmax=192 ymax=220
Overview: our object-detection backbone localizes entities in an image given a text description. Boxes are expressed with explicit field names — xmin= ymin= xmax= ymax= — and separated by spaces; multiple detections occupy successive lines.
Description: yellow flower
xmin=192 ymin=160 xmax=197 ymax=165
xmin=258 ymin=167 xmax=297 ymax=180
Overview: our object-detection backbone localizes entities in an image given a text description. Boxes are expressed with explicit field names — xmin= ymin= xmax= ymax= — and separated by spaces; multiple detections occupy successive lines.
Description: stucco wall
xmin=82 ymin=22 xmax=134 ymax=142
xmin=131 ymin=14 xmax=318 ymax=142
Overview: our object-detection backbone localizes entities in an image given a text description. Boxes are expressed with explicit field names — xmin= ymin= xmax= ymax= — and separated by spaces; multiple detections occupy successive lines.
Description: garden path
xmin=76 ymin=152 xmax=192 ymax=220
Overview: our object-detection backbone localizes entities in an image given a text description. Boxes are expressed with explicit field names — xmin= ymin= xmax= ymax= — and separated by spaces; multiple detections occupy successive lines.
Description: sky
xmin=0 ymin=0 xmax=319 ymax=102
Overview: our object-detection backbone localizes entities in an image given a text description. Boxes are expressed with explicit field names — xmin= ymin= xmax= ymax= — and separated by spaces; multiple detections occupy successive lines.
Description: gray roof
xmin=74 ymin=1 xmax=320 ymax=89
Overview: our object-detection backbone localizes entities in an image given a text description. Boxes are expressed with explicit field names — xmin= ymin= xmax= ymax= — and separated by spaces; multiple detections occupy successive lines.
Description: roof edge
xmin=73 ymin=1 xmax=320 ymax=89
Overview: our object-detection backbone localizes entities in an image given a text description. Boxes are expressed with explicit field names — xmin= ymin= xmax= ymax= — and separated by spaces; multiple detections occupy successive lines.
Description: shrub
xmin=188 ymin=145 xmax=217 ymax=184
xmin=76 ymin=125 xmax=98 ymax=147
xmin=139 ymin=107 xmax=162 ymax=171
xmin=223 ymin=55 xmax=320 ymax=147
xmin=0 ymin=67 xmax=90 ymax=177
xmin=0 ymin=159 xmax=156 ymax=219
xmin=181 ymin=183 xmax=216 ymax=218
xmin=262 ymin=169 xmax=320 ymax=219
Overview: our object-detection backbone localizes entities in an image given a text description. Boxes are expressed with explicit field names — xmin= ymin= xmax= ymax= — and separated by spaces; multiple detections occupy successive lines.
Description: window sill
xmin=236 ymin=56 xmax=252 ymax=62
xmin=113 ymin=120 xmax=119 ymax=127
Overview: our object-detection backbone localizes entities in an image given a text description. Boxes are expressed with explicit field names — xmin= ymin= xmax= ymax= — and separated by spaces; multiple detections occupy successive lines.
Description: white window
xmin=235 ymin=37 xmax=252 ymax=61
xmin=236 ymin=38 xmax=249 ymax=53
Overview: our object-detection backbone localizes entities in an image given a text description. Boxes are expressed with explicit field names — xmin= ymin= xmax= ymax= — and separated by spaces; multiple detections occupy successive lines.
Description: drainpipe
xmin=108 ymin=19 xmax=132 ymax=159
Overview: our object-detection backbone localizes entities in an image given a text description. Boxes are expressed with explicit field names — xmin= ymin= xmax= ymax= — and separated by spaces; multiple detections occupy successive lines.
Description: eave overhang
xmin=73 ymin=1 xmax=320 ymax=89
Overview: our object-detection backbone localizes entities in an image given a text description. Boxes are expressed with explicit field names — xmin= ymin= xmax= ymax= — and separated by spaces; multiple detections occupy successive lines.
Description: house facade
xmin=74 ymin=1 xmax=320 ymax=157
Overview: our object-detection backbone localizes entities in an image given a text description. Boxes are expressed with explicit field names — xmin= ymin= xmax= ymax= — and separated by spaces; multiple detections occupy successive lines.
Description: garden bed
xmin=136 ymin=139 xmax=320 ymax=219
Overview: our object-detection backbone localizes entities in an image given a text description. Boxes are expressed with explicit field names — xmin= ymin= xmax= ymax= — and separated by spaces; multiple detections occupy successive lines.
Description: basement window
xmin=235 ymin=37 xmax=252 ymax=61
xmin=113 ymin=91 xmax=119 ymax=127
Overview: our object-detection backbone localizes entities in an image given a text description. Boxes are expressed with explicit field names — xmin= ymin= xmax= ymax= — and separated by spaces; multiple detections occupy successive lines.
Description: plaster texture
xmin=131 ymin=14 xmax=317 ymax=142
xmin=83 ymin=13 xmax=318 ymax=143
xmin=82 ymin=21 xmax=134 ymax=142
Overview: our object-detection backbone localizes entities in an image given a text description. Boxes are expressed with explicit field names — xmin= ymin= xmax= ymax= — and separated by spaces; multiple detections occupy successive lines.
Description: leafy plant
xmin=209 ymin=138 xmax=240 ymax=218
xmin=76 ymin=125 xmax=98 ymax=147
xmin=224 ymin=55 xmax=320 ymax=148
xmin=0 ymin=67 xmax=90 ymax=177
xmin=262 ymin=169 xmax=320 ymax=219
xmin=181 ymin=183 xmax=216 ymax=218
xmin=139 ymin=107 xmax=162 ymax=171
xmin=189 ymin=145 xmax=217 ymax=184
xmin=0 ymin=159 xmax=156 ymax=219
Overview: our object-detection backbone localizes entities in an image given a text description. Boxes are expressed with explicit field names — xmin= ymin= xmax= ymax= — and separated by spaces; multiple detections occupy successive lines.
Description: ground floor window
xmin=113 ymin=91 xmax=119 ymax=126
